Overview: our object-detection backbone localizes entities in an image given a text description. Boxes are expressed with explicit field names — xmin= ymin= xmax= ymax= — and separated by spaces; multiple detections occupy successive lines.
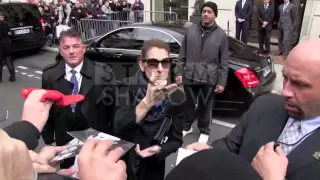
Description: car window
xmin=168 ymin=38 xmax=180 ymax=54
xmin=99 ymin=28 xmax=134 ymax=49
xmin=0 ymin=4 xmax=41 ymax=27
xmin=132 ymin=28 xmax=180 ymax=54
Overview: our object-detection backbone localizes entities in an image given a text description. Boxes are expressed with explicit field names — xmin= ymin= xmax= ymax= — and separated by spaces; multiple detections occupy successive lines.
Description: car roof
xmin=127 ymin=21 xmax=187 ymax=34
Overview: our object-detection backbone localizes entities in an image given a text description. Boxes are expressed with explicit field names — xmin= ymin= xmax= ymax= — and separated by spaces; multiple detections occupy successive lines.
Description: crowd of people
xmin=37 ymin=0 xmax=144 ymax=45
xmin=1 ymin=1 xmax=320 ymax=180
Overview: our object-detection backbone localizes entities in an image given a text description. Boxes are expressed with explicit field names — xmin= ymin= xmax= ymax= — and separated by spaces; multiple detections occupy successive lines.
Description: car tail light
xmin=235 ymin=67 xmax=261 ymax=88
xmin=40 ymin=17 xmax=46 ymax=32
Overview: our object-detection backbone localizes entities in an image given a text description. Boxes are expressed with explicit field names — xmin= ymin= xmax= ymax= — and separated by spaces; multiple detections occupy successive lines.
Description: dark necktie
xmin=70 ymin=69 xmax=79 ymax=113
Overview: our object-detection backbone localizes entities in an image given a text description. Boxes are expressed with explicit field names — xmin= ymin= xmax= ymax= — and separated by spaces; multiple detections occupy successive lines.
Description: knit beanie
xmin=201 ymin=1 xmax=218 ymax=17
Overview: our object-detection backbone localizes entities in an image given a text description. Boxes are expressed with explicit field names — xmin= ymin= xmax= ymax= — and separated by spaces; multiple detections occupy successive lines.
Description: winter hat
xmin=165 ymin=149 xmax=262 ymax=180
xmin=201 ymin=1 xmax=218 ymax=17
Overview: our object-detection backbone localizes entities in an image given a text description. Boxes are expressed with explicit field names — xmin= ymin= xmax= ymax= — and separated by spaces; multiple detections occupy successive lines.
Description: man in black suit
xmin=41 ymin=29 xmax=116 ymax=168
xmin=186 ymin=38 xmax=320 ymax=180
xmin=235 ymin=0 xmax=253 ymax=44
xmin=257 ymin=0 xmax=274 ymax=53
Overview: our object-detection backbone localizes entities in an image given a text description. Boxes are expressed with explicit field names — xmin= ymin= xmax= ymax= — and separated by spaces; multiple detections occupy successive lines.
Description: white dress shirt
xmin=283 ymin=2 xmax=289 ymax=12
xmin=65 ymin=61 xmax=83 ymax=91
xmin=242 ymin=0 xmax=246 ymax=8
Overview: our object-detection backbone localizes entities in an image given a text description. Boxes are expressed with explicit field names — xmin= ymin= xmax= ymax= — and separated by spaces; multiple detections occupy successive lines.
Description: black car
xmin=85 ymin=21 xmax=276 ymax=112
xmin=0 ymin=3 xmax=46 ymax=52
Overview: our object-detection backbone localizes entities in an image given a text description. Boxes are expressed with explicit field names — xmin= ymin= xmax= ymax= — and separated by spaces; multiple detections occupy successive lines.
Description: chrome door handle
xmin=113 ymin=53 xmax=123 ymax=58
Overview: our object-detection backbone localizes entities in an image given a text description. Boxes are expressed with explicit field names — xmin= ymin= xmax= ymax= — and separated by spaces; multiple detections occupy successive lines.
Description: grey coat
xmin=175 ymin=23 xmax=229 ymax=86
xmin=278 ymin=3 xmax=298 ymax=44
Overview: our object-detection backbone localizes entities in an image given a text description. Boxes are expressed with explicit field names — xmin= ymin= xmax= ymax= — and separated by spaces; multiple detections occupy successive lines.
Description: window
xmin=132 ymin=28 xmax=171 ymax=50
xmin=168 ymin=38 xmax=180 ymax=54
xmin=132 ymin=28 xmax=181 ymax=54
xmin=99 ymin=28 xmax=134 ymax=49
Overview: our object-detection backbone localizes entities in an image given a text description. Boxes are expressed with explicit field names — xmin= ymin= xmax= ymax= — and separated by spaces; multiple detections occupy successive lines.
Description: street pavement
xmin=0 ymin=50 xmax=237 ymax=176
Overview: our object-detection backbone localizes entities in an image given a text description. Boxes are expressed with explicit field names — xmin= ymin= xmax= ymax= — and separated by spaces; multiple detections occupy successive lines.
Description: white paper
xmin=71 ymin=133 xmax=123 ymax=178
xmin=176 ymin=148 xmax=196 ymax=166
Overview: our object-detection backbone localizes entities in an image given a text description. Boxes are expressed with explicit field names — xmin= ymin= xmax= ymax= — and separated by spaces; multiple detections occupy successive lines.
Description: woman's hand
xmin=144 ymin=72 xmax=177 ymax=106
xmin=135 ymin=144 xmax=160 ymax=158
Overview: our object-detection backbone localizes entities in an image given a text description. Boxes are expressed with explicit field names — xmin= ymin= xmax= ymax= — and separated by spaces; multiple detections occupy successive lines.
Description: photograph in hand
xmin=50 ymin=138 xmax=84 ymax=162
xmin=68 ymin=128 xmax=135 ymax=153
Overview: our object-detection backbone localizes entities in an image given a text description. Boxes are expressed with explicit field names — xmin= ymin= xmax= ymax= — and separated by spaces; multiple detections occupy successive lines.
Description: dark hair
xmin=59 ymin=29 xmax=82 ymax=43
xmin=140 ymin=39 xmax=170 ymax=60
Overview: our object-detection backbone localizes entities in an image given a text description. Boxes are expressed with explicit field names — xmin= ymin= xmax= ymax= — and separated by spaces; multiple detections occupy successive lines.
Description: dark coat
xmin=41 ymin=57 xmax=116 ymax=167
xmin=257 ymin=4 xmax=274 ymax=30
xmin=114 ymin=71 xmax=184 ymax=180
xmin=0 ymin=20 xmax=12 ymax=53
xmin=211 ymin=94 xmax=320 ymax=180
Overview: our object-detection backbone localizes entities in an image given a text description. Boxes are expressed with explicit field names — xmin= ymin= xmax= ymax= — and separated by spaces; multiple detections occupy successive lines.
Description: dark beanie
xmin=165 ymin=149 xmax=262 ymax=180
xmin=201 ymin=1 xmax=218 ymax=17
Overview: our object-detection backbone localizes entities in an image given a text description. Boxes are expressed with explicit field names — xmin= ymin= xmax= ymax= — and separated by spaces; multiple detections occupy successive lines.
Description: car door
xmin=85 ymin=28 xmax=135 ymax=81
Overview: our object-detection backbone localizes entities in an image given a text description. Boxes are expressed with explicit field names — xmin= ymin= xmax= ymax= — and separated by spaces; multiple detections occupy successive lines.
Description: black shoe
xmin=9 ymin=77 xmax=15 ymax=82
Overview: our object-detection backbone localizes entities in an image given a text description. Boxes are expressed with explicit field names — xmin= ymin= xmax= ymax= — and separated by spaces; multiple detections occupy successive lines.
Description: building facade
xmin=147 ymin=0 xmax=320 ymax=42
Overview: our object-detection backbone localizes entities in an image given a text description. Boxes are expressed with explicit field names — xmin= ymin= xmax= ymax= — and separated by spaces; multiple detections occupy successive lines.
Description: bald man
xmin=185 ymin=39 xmax=320 ymax=180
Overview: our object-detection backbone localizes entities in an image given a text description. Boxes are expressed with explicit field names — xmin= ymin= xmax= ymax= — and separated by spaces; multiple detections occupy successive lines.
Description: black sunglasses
xmin=141 ymin=58 xmax=172 ymax=69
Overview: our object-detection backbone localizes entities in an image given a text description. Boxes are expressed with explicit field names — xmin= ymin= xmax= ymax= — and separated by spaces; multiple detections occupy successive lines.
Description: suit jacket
xmin=41 ymin=57 xmax=116 ymax=146
xmin=235 ymin=0 xmax=252 ymax=22
xmin=210 ymin=94 xmax=320 ymax=180
xmin=279 ymin=3 xmax=298 ymax=44
xmin=278 ymin=3 xmax=297 ymax=31
xmin=257 ymin=4 xmax=274 ymax=30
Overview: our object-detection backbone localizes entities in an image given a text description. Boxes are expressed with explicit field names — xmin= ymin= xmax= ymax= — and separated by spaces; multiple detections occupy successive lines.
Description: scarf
xmin=130 ymin=71 xmax=169 ymax=122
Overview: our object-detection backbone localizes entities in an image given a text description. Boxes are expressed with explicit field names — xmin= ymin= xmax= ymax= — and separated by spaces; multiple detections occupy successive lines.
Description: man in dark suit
xmin=278 ymin=0 xmax=297 ymax=57
xmin=235 ymin=0 xmax=253 ymax=44
xmin=41 ymin=29 xmax=116 ymax=168
xmin=0 ymin=12 xmax=15 ymax=82
xmin=257 ymin=0 xmax=274 ymax=53
xmin=186 ymin=38 xmax=320 ymax=180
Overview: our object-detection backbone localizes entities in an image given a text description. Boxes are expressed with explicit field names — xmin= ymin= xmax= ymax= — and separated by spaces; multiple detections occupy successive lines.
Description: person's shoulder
xmin=215 ymin=25 xmax=228 ymax=37
xmin=43 ymin=62 xmax=59 ymax=74
xmin=252 ymin=94 xmax=285 ymax=110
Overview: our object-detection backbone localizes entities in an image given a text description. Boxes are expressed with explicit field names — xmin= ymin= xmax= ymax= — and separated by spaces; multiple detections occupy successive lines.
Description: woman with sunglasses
xmin=114 ymin=39 xmax=185 ymax=180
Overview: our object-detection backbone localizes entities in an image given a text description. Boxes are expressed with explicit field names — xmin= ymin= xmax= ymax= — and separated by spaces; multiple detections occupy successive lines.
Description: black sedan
xmin=85 ymin=21 xmax=276 ymax=112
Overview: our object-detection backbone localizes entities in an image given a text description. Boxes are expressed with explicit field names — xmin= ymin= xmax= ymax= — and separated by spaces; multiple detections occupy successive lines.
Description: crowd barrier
xmin=49 ymin=10 xmax=177 ymax=44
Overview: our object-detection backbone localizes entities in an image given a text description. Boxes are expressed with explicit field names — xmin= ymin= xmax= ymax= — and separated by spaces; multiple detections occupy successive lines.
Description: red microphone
xmin=21 ymin=88 xmax=84 ymax=106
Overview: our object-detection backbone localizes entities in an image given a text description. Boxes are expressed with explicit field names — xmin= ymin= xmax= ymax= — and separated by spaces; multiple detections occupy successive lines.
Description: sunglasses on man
xmin=141 ymin=58 xmax=172 ymax=69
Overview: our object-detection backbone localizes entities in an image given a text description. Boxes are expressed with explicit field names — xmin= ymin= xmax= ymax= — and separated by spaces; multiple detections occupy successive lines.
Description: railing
xmin=49 ymin=10 xmax=177 ymax=44
xmin=96 ymin=11 xmax=178 ymax=22
xmin=78 ymin=19 xmax=134 ymax=41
